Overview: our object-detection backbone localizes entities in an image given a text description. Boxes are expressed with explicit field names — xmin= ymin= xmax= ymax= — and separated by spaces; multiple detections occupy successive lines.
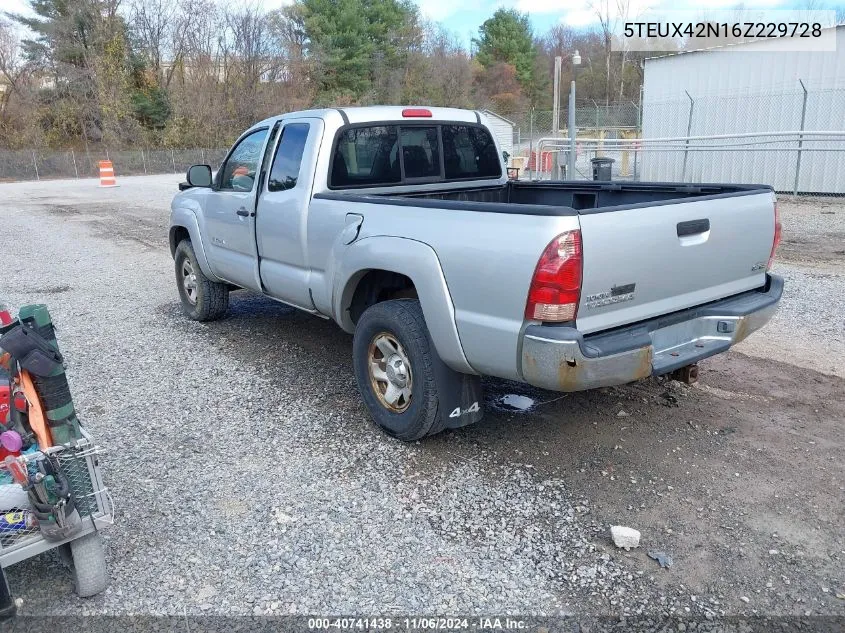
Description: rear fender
xmin=335 ymin=236 xmax=476 ymax=375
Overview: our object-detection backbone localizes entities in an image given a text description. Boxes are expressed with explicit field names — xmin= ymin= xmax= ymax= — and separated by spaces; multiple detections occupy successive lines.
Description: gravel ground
xmin=738 ymin=196 xmax=845 ymax=378
xmin=0 ymin=176 xmax=842 ymax=622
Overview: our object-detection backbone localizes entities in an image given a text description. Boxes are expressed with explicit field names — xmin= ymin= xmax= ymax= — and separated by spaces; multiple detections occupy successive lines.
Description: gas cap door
xmin=341 ymin=213 xmax=364 ymax=245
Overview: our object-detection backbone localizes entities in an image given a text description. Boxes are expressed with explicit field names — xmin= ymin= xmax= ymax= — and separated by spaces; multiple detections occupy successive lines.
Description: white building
xmin=641 ymin=25 xmax=845 ymax=193
xmin=481 ymin=110 xmax=515 ymax=161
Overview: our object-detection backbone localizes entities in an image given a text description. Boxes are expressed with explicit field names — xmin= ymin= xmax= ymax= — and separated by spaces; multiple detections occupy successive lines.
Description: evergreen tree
xmin=473 ymin=9 xmax=537 ymax=95
xmin=299 ymin=0 xmax=418 ymax=103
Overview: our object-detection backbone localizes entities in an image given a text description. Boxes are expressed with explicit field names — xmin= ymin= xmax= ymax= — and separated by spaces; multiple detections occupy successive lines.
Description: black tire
xmin=353 ymin=299 xmax=444 ymax=441
xmin=70 ymin=532 xmax=108 ymax=597
xmin=174 ymin=239 xmax=229 ymax=321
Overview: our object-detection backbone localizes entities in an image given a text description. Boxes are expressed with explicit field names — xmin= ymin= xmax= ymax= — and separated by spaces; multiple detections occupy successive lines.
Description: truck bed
xmin=316 ymin=181 xmax=772 ymax=215
xmin=315 ymin=179 xmax=777 ymax=337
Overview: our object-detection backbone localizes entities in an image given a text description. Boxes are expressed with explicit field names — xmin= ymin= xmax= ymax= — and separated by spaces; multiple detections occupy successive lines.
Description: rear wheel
xmin=352 ymin=300 xmax=443 ymax=441
xmin=174 ymin=239 xmax=229 ymax=321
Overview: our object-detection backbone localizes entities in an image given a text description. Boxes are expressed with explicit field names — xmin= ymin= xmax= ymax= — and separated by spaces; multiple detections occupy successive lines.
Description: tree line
xmin=0 ymin=0 xmax=649 ymax=150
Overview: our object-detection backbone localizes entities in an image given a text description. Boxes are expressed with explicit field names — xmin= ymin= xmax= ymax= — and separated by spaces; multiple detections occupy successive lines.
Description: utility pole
xmin=568 ymin=51 xmax=581 ymax=180
xmin=552 ymin=56 xmax=562 ymax=138
xmin=552 ymin=56 xmax=562 ymax=180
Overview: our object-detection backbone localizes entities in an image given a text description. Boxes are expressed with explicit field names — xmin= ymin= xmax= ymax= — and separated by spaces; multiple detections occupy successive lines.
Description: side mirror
xmin=186 ymin=164 xmax=213 ymax=188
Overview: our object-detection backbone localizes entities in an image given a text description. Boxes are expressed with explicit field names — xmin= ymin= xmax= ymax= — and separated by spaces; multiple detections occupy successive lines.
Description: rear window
xmin=329 ymin=122 xmax=500 ymax=188
xmin=400 ymin=126 xmax=440 ymax=179
xmin=332 ymin=126 xmax=400 ymax=188
xmin=442 ymin=125 xmax=502 ymax=180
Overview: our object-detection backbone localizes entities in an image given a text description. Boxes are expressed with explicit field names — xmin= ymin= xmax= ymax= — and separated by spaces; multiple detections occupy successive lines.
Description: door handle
xmin=677 ymin=218 xmax=709 ymax=237
xmin=236 ymin=207 xmax=252 ymax=217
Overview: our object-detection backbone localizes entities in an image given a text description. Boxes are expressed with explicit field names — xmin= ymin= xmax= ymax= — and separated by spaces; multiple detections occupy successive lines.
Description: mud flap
xmin=429 ymin=342 xmax=484 ymax=430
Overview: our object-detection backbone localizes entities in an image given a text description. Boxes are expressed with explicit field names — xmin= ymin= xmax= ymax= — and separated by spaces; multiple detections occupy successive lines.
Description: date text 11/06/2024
xmin=307 ymin=617 xmax=530 ymax=630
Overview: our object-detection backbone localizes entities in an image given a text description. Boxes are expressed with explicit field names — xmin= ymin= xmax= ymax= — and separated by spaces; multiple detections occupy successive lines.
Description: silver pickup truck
xmin=169 ymin=106 xmax=783 ymax=440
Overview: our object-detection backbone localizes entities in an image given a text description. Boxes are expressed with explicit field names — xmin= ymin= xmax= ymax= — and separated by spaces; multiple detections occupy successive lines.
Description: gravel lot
xmin=0 ymin=176 xmax=842 ymax=620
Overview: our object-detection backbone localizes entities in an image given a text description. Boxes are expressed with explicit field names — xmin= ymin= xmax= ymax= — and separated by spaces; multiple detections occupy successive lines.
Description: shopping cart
xmin=0 ymin=430 xmax=112 ymax=611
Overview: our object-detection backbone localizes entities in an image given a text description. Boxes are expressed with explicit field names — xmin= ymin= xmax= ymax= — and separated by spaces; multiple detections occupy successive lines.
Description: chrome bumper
xmin=520 ymin=275 xmax=783 ymax=392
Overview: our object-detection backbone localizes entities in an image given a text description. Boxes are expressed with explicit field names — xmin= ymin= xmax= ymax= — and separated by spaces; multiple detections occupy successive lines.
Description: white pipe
xmin=536 ymin=130 xmax=845 ymax=146
xmin=539 ymin=146 xmax=845 ymax=153
xmin=540 ymin=137 xmax=845 ymax=149
xmin=539 ymin=142 xmax=845 ymax=152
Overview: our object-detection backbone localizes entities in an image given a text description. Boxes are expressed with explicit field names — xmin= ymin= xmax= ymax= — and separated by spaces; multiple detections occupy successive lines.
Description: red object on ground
xmin=0 ymin=303 xmax=12 ymax=326
xmin=528 ymin=151 xmax=552 ymax=172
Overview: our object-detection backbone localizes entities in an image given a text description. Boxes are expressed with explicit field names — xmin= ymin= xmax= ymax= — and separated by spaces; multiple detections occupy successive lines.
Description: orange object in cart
xmin=18 ymin=371 xmax=52 ymax=448
xmin=98 ymin=160 xmax=118 ymax=187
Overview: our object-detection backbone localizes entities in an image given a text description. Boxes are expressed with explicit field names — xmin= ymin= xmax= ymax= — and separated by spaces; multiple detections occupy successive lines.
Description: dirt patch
xmin=777 ymin=197 xmax=845 ymax=269
xmin=487 ymin=351 xmax=845 ymax=614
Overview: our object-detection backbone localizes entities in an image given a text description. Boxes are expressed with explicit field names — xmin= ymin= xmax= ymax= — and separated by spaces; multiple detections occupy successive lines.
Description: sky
xmin=2 ymin=0 xmax=835 ymax=48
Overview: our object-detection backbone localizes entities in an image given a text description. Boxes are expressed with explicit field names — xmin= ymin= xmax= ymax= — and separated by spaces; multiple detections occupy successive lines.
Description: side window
xmin=400 ymin=126 xmax=440 ymax=179
xmin=268 ymin=123 xmax=310 ymax=192
xmin=331 ymin=126 xmax=400 ymax=188
xmin=442 ymin=125 xmax=502 ymax=179
xmin=219 ymin=129 xmax=268 ymax=191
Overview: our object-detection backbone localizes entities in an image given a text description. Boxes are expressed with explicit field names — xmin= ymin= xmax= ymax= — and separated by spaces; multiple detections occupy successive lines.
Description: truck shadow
xmin=177 ymin=290 xmax=690 ymax=446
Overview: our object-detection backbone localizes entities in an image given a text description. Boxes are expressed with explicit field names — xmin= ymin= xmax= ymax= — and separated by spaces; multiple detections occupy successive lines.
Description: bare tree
xmin=130 ymin=0 xmax=177 ymax=77
xmin=616 ymin=0 xmax=633 ymax=101
xmin=0 ymin=19 xmax=28 ymax=106
xmin=588 ymin=0 xmax=617 ymax=105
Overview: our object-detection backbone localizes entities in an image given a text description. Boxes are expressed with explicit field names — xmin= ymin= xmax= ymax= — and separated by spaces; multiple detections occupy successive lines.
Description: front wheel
xmin=352 ymin=299 xmax=444 ymax=441
xmin=174 ymin=239 xmax=229 ymax=321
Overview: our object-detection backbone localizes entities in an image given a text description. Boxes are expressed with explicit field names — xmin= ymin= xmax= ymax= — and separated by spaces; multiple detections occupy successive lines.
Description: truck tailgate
xmin=576 ymin=191 xmax=776 ymax=334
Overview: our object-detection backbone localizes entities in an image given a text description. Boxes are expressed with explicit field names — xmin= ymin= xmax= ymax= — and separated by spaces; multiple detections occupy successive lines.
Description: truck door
xmin=255 ymin=118 xmax=323 ymax=311
xmin=203 ymin=127 xmax=270 ymax=291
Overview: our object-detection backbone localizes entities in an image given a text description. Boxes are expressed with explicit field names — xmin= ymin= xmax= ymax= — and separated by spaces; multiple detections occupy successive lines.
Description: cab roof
xmin=246 ymin=106 xmax=482 ymax=134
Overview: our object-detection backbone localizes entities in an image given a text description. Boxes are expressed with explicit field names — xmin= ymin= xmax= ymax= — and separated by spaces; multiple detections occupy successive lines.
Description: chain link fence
xmin=504 ymin=86 xmax=845 ymax=196
xmin=3 ymin=86 xmax=843 ymax=196
xmin=508 ymin=103 xmax=641 ymax=142
xmin=0 ymin=148 xmax=229 ymax=182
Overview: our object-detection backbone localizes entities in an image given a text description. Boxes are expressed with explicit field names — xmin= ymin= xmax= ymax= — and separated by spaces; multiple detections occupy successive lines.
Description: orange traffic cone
xmin=98 ymin=160 xmax=118 ymax=187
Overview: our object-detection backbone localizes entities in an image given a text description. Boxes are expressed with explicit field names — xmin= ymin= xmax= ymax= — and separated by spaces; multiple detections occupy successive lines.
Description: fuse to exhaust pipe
xmin=670 ymin=364 xmax=699 ymax=384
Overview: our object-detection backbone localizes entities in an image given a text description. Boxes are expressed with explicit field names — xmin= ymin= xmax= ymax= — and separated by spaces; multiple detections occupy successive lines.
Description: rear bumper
xmin=520 ymin=274 xmax=783 ymax=392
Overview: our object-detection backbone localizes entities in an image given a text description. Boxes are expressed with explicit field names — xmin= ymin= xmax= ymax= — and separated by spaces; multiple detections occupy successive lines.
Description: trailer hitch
xmin=670 ymin=363 xmax=699 ymax=385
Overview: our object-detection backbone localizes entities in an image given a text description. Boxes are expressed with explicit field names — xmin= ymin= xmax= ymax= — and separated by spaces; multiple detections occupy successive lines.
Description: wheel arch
xmin=335 ymin=237 xmax=476 ymax=375
xmin=169 ymin=206 xmax=222 ymax=283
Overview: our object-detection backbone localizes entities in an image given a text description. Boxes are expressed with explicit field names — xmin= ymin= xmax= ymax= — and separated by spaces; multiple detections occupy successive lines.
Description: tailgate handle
xmin=677 ymin=219 xmax=710 ymax=237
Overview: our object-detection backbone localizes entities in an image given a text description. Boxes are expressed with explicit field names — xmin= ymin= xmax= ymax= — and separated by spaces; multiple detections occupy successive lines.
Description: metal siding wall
xmin=483 ymin=115 xmax=514 ymax=157
xmin=641 ymin=27 xmax=845 ymax=192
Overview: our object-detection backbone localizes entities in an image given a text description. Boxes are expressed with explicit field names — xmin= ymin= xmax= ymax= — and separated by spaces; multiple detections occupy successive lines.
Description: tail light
xmin=402 ymin=108 xmax=432 ymax=118
xmin=767 ymin=200 xmax=781 ymax=270
xmin=525 ymin=230 xmax=583 ymax=322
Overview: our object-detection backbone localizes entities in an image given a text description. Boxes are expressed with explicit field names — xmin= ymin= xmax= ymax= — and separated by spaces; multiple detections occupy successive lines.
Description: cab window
xmin=268 ymin=123 xmax=310 ymax=192
xmin=399 ymin=126 xmax=440 ymax=179
xmin=442 ymin=125 xmax=502 ymax=179
xmin=331 ymin=126 xmax=400 ymax=188
xmin=329 ymin=123 xmax=501 ymax=188
xmin=219 ymin=129 xmax=268 ymax=191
